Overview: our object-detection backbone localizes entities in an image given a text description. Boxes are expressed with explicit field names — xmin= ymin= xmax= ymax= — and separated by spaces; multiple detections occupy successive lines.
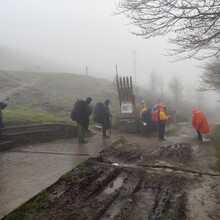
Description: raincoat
xmin=159 ymin=107 xmax=169 ymax=122
xmin=192 ymin=109 xmax=210 ymax=133
xmin=139 ymin=106 xmax=147 ymax=117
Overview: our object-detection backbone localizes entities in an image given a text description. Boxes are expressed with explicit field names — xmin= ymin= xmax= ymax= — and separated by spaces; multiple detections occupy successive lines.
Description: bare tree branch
xmin=116 ymin=0 xmax=220 ymax=60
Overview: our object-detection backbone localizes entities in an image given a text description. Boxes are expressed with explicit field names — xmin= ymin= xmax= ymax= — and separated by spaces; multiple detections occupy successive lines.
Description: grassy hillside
xmin=0 ymin=70 xmax=119 ymax=126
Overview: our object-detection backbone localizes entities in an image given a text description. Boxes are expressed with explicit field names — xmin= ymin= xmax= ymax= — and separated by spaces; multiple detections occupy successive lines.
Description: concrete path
xmin=0 ymin=135 xmax=116 ymax=218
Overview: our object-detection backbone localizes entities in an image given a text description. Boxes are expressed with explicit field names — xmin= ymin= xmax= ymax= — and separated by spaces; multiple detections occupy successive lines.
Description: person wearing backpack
xmin=71 ymin=97 xmax=92 ymax=143
xmin=93 ymin=102 xmax=104 ymax=124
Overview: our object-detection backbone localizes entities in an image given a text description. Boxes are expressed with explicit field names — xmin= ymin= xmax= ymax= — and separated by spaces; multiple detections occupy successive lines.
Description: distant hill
xmin=0 ymin=70 xmax=119 ymax=126
xmin=0 ymin=45 xmax=74 ymax=73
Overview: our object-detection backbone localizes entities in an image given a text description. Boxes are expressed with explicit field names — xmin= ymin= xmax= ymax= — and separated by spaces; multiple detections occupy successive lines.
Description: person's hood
xmin=0 ymin=102 xmax=7 ymax=110
xmin=192 ymin=109 xmax=199 ymax=114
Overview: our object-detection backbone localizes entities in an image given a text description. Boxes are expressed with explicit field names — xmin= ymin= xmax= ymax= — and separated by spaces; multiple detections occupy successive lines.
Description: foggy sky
xmin=0 ymin=0 xmax=205 ymax=88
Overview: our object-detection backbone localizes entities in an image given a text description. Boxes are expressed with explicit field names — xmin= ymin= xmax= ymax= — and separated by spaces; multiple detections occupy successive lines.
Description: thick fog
xmin=0 ymin=0 xmax=200 ymax=82
xmin=0 ymin=0 xmax=219 ymax=118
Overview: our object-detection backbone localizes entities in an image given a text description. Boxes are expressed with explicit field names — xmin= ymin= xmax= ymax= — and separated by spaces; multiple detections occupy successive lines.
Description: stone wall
xmin=0 ymin=124 xmax=77 ymax=151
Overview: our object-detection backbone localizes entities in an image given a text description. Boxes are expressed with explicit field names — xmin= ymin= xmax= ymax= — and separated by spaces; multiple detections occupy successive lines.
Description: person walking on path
xmin=192 ymin=109 xmax=210 ymax=142
xmin=71 ymin=97 xmax=92 ymax=143
xmin=158 ymin=105 xmax=170 ymax=140
xmin=140 ymin=107 xmax=152 ymax=136
xmin=102 ymin=99 xmax=112 ymax=138
xmin=0 ymin=102 xmax=7 ymax=128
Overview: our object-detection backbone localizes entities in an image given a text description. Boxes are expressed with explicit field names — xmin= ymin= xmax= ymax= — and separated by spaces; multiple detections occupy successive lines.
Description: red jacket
xmin=192 ymin=110 xmax=210 ymax=133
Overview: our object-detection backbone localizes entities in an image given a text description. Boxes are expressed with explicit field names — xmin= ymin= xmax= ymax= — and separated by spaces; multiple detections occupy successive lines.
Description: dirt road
xmin=4 ymin=123 xmax=220 ymax=220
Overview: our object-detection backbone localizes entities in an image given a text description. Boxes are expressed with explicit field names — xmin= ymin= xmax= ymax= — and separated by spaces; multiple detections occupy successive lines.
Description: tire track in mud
xmin=30 ymin=160 xmax=189 ymax=220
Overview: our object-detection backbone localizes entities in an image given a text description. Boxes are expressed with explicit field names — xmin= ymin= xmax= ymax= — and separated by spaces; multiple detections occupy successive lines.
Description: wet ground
xmin=2 ymin=123 xmax=220 ymax=220
xmin=0 ymin=133 xmax=116 ymax=219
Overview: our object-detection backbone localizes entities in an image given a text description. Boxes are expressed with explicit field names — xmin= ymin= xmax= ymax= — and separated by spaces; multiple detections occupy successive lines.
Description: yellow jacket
xmin=159 ymin=108 xmax=169 ymax=122
xmin=139 ymin=106 xmax=147 ymax=117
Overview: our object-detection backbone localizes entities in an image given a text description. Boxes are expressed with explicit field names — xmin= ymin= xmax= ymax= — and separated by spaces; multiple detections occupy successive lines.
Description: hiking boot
xmin=79 ymin=139 xmax=88 ymax=144
xmin=159 ymin=138 xmax=166 ymax=141
xmin=81 ymin=139 xmax=88 ymax=143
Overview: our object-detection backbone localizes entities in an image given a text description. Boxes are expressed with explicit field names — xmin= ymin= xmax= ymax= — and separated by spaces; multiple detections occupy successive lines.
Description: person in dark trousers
xmin=102 ymin=99 xmax=111 ymax=138
xmin=0 ymin=102 xmax=7 ymax=128
xmin=158 ymin=105 xmax=169 ymax=140
xmin=140 ymin=107 xmax=152 ymax=136
xmin=74 ymin=97 xmax=92 ymax=144
xmin=85 ymin=104 xmax=92 ymax=131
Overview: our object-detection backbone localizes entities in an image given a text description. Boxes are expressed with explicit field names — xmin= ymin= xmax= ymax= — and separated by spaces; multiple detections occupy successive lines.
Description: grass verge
xmin=2 ymin=191 xmax=50 ymax=220
xmin=4 ymin=108 xmax=67 ymax=126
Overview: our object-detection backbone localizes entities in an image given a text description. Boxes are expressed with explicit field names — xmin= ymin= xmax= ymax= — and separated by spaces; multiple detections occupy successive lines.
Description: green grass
xmin=2 ymin=191 xmax=50 ymax=220
xmin=58 ymin=171 xmax=74 ymax=181
xmin=4 ymin=108 xmax=67 ymax=126
xmin=77 ymin=160 xmax=91 ymax=174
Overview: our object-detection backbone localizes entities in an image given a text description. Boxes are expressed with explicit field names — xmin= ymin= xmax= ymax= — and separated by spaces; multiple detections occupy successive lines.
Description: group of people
xmin=71 ymin=97 xmax=111 ymax=144
xmin=140 ymin=102 xmax=210 ymax=142
xmin=1 ymin=97 xmax=210 ymax=144
xmin=139 ymin=102 xmax=170 ymax=140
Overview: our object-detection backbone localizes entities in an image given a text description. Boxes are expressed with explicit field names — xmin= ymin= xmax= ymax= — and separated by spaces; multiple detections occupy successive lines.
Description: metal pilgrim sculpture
xmin=116 ymin=75 xmax=137 ymax=132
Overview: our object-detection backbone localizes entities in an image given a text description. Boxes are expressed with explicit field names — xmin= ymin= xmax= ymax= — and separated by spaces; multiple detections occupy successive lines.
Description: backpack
xmin=93 ymin=102 xmax=104 ymax=124
xmin=71 ymin=100 xmax=85 ymax=121
xmin=152 ymin=109 xmax=159 ymax=123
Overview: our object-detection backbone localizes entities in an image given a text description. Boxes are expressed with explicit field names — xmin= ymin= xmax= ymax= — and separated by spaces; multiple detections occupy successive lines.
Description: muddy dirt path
xmin=4 ymin=123 xmax=220 ymax=220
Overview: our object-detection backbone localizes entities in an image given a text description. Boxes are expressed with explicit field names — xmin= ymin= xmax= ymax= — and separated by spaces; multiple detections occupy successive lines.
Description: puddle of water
xmin=112 ymin=163 xmax=128 ymax=167
xmin=103 ymin=176 xmax=124 ymax=194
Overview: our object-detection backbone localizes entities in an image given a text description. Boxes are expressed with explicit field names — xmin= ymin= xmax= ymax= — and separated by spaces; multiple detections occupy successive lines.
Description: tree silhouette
xmin=202 ymin=59 xmax=220 ymax=91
